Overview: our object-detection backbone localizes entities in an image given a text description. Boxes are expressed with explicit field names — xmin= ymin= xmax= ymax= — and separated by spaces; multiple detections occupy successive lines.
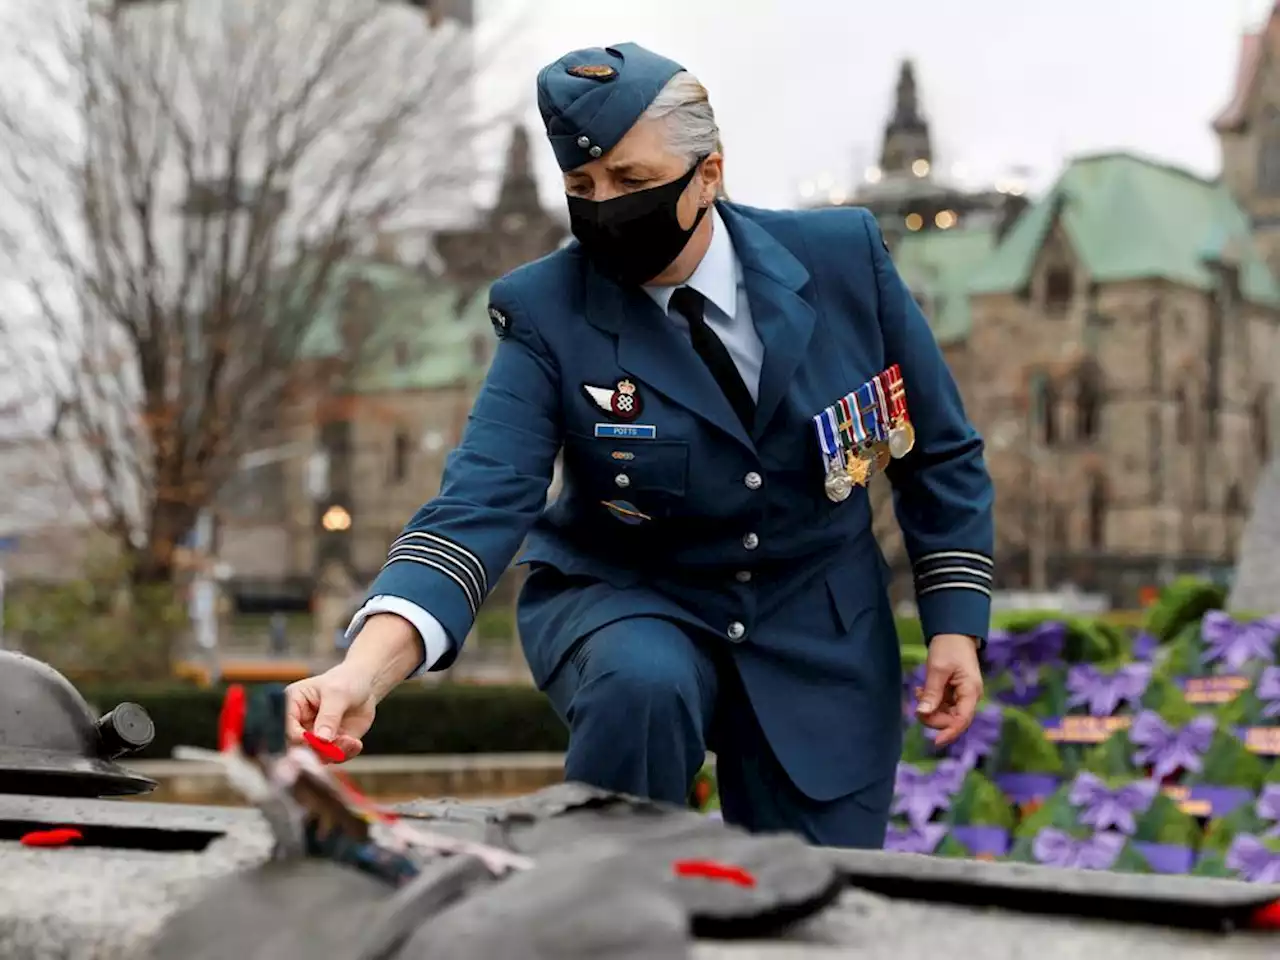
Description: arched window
xmin=390 ymin=430 xmax=411 ymax=484
xmin=1033 ymin=374 xmax=1059 ymax=447
xmin=1045 ymin=266 xmax=1074 ymax=315
xmin=1174 ymin=386 xmax=1193 ymax=445
xmin=1087 ymin=476 xmax=1108 ymax=550
xmin=1076 ymin=363 xmax=1103 ymax=441
xmin=1254 ymin=390 xmax=1271 ymax=463
xmin=1226 ymin=482 xmax=1244 ymax=516
xmin=1226 ymin=482 xmax=1245 ymax=557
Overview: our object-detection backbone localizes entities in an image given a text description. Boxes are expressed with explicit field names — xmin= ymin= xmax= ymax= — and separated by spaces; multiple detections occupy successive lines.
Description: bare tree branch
xmin=0 ymin=0 xmax=513 ymax=585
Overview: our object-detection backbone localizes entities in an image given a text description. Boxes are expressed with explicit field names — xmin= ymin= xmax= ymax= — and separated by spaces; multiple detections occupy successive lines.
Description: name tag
xmin=594 ymin=423 xmax=657 ymax=439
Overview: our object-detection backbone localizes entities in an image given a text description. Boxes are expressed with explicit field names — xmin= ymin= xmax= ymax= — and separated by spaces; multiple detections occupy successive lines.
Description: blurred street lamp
xmin=321 ymin=504 xmax=352 ymax=532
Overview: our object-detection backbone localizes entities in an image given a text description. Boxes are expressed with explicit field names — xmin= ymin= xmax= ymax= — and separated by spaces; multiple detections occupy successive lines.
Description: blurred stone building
xmin=821 ymin=47 xmax=1280 ymax=605
xmin=214 ymin=124 xmax=566 ymax=612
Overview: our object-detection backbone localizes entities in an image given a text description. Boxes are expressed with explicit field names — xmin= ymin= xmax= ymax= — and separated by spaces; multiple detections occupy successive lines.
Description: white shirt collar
xmin=643 ymin=205 xmax=739 ymax=320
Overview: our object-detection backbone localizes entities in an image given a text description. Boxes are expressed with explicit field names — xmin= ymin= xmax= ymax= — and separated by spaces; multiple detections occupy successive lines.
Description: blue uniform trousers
xmin=541 ymin=614 xmax=893 ymax=850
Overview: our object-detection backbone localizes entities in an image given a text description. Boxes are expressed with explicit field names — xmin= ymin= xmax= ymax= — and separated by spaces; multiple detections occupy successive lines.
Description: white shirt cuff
xmin=346 ymin=595 xmax=455 ymax=677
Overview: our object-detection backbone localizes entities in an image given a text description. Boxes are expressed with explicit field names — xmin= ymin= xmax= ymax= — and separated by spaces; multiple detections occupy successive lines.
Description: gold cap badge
xmin=568 ymin=64 xmax=617 ymax=80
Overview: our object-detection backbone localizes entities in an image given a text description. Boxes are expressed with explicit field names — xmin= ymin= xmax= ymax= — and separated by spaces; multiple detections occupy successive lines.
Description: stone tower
xmin=434 ymin=123 xmax=568 ymax=297
xmin=879 ymin=60 xmax=934 ymax=177
xmin=1216 ymin=4 xmax=1280 ymax=271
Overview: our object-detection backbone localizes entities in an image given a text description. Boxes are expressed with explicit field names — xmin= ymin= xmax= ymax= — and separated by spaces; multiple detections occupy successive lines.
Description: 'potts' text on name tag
xmin=1042 ymin=715 xmax=1132 ymax=744
xmin=594 ymin=423 xmax=657 ymax=439
xmin=1180 ymin=675 xmax=1251 ymax=705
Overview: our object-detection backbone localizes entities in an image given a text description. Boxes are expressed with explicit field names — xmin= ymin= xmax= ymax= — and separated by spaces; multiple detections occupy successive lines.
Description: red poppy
xmin=672 ymin=859 xmax=756 ymax=887
xmin=302 ymin=730 xmax=345 ymax=763
xmin=20 ymin=828 xmax=83 ymax=847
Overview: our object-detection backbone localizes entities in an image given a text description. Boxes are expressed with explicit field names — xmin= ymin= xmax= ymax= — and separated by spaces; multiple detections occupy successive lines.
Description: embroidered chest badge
xmin=582 ymin=379 xmax=644 ymax=422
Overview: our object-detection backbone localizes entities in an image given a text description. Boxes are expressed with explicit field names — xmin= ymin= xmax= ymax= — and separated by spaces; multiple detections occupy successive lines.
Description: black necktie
xmin=668 ymin=286 xmax=755 ymax=430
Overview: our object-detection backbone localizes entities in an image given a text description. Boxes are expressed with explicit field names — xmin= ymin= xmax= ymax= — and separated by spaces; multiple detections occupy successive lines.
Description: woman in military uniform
xmin=286 ymin=43 xmax=993 ymax=849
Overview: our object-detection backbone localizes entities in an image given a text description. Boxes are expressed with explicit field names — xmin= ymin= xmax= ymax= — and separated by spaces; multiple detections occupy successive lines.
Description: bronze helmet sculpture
xmin=0 ymin=650 xmax=157 ymax=797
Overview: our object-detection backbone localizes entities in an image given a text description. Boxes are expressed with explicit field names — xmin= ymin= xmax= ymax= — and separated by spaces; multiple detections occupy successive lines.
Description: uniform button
xmin=727 ymin=621 xmax=746 ymax=641
xmin=589 ymin=145 xmax=603 ymax=158
xmin=744 ymin=471 xmax=762 ymax=490
xmin=735 ymin=570 xmax=752 ymax=583
xmin=614 ymin=473 xmax=630 ymax=488
xmin=577 ymin=135 xmax=590 ymax=148
xmin=742 ymin=532 xmax=759 ymax=550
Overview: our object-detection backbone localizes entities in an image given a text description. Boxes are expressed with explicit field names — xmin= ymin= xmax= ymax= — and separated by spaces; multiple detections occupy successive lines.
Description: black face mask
xmin=566 ymin=161 xmax=708 ymax=287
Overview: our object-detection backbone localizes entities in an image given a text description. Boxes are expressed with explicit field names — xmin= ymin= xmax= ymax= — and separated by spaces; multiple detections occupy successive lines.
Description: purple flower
xmin=928 ymin=705 xmax=1002 ymax=770
xmin=1256 ymin=785 xmax=1280 ymax=837
xmin=1032 ymin=828 xmax=1125 ymax=871
xmin=1131 ymin=631 xmax=1159 ymax=661
xmin=892 ymin=760 xmax=966 ymax=829
xmin=1257 ymin=667 xmax=1280 ymax=719
xmin=884 ymin=822 xmax=947 ymax=855
xmin=1067 ymin=773 xmax=1157 ymax=835
xmin=1065 ymin=663 xmax=1152 ymax=717
xmin=985 ymin=624 xmax=1065 ymax=706
xmin=1225 ymin=834 xmax=1280 ymax=884
xmin=1200 ymin=611 xmax=1280 ymax=672
xmin=998 ymin=663 xmax=1045 ymax=705
xmin=1128 ymin=711 xmax=1215 ymax=781
xmin=985 ymin=623 xmax=1065 ymax=675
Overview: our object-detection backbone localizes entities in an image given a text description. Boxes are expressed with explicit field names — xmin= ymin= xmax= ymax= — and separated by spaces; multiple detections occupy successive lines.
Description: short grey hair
xmin=640 ymin=72 xmax=723 ymax=164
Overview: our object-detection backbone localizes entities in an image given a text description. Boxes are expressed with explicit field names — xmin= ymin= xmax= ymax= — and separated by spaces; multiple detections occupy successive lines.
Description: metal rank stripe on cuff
xmin=382 ymin=531 xmax=488 ymax=616
xmin=912 ymin=551 xmax=994 ymax=599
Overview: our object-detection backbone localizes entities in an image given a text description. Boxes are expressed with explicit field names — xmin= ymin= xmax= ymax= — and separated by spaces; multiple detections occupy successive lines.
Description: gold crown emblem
xmin=568 ymin=64 xmax=617 ymax=80
xmin=617 ymin=380 xmax=636 ymax=395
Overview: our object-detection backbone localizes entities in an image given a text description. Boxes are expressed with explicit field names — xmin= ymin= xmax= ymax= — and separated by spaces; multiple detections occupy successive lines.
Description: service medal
xmin=814 ymin=408 xmax=854 ymax=502
xmin=824 ymin=470 xmax=853 ymax=502
xmin=846 ymin=453 xmax=871 ymax=487
xmin=889 ymin=420 xmax=916 ymax=459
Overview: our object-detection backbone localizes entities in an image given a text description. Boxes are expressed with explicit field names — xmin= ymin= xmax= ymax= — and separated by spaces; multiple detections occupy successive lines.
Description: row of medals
xmin=823 ymin=418 xmax=916 ymax=502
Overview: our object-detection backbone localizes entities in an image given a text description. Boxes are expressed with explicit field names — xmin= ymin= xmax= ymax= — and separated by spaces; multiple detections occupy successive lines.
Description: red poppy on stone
xmin=672 ymin=859 xmax=756 ymax=887
xmin=1250 ymin=900 xmax=1280 ymax=930
xmin=20 ymin=828 xmax=83 ymax=848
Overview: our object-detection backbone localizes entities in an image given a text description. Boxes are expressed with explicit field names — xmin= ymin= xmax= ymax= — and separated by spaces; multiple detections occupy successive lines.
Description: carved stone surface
xmin=1 ymin=788 xmax=1278 ymax=959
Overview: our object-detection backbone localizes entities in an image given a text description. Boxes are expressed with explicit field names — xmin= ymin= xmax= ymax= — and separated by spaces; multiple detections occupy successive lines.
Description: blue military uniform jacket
xmin=369 ymin=200 xmax=994 ymax=802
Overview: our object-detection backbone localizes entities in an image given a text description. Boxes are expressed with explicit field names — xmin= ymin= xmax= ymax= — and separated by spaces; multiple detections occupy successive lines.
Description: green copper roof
xmin=893 ymin=225 xmax=996 ymax=345
xmin=297 ymin=260 xmax=492 ymax=393
xmin=969 ymin=152 xmax=1280 ymax=306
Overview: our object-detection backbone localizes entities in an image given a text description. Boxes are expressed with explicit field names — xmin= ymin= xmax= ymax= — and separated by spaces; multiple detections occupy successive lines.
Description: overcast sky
xmin=475 ymin=0 xmax=1266 ymax=210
